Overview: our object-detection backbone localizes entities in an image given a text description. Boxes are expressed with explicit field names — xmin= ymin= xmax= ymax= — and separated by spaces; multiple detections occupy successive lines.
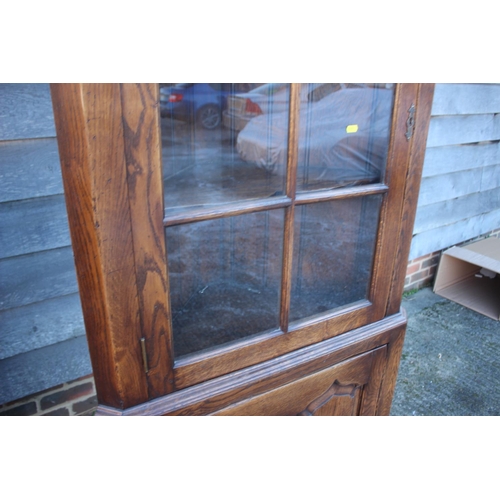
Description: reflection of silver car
xmin=236 ymin=87 xmax=393 ymax=187
xmin=223 ymin=83 xmax=384 ymax=133
xmin=223 ymin=83 xmax=330 ymax=132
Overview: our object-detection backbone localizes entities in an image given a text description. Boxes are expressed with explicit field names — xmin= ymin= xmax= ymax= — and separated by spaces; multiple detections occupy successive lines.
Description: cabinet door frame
xmin=51 ymin=83 xmax=434 ymax=410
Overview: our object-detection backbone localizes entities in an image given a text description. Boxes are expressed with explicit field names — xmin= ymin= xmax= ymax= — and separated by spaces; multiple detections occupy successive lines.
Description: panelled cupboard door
xmin=52 ymin=83 xmax=433 ymax=412
xmin=212 ymin=347 xmax=388 ymax=416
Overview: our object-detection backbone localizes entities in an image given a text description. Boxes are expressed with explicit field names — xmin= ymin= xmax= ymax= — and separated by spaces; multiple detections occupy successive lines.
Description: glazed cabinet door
xmin=160 ymin=83 xmax=429 ymax=392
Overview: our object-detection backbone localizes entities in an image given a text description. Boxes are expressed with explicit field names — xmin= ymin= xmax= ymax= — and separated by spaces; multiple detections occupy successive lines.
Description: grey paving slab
xmin=391 ymin=287 xmax=500 ymax=416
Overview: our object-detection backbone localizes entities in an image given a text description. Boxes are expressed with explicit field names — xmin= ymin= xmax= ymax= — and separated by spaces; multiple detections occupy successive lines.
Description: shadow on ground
xmin=391 ymin=287 xmax=500 ymax=416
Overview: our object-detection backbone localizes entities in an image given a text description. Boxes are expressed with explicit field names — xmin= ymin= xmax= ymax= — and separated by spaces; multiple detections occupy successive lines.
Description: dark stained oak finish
xmin=164 ymin=196 xmax=292 ymax=227
xmin=280 ymin=83 xmax=301 ymax=333
xmin=120 ymin=84 xmax=175 ymax=397
xmin=368 ymin=84 xmax=420 ymax=320
xmin=52 ymin=83 xmax=435 ymax=415
xmin=386 ymin=84 xmax=435 ymax=316
xmin=215 ymin=347 xmax=388 ymax=416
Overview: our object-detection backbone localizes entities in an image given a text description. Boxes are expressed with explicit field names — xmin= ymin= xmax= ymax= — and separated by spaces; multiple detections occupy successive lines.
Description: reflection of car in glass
xmin=223 ymin=83 xmax=356 ymax=133
xmin=236 ymin=87 xmax=393 ymax=187
xmin=224 ymin=83 xmax=393 ymax=133
xmin=223 ymin=83 xmax=292 ymax=132
xmin=160 ymin=83 xmax=259 ymax=130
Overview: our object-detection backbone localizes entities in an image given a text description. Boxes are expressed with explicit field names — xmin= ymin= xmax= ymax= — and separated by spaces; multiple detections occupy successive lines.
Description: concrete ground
xmin=391 ymin=286 xmax=500 ymax=416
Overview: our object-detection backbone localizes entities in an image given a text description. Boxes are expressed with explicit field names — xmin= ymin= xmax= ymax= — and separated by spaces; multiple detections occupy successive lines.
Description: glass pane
xmin=166 ymin=210 xmax=284 ymax=358
xmin=290 ymin=196 xmax=383 ymax=323
xmin=160 ymin=83 xmax=289 ymax=213
xmin=297 ymin=83 xmax=395 ymax=192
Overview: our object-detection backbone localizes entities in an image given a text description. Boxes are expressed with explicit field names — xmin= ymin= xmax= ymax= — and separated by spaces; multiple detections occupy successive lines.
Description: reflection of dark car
xmin=237 ymin=87 xmax=393 ymax=186
xmin=159 ymin=83 xmax=259 ymax=130
xmin=223 ymin=83 xmax=290 ymax=132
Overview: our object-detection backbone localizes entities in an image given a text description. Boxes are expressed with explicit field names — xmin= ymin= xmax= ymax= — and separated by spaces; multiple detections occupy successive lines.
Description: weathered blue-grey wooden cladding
xmin=0 ymin=139 xmax=62 ymax=203
xmin=0 ymin=84 xmax=89 ymax=406
xmin=0 ymin=84 xmax=56 ymax=141
xmin=1 ymin=83 xmax=499 ymax=406
xmin=410 ymin=83 xmax=500 ymax=259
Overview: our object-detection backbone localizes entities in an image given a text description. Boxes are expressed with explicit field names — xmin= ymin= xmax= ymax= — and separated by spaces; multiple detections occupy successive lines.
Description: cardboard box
xmin=434 ymin=238 xmax=500 ymax=320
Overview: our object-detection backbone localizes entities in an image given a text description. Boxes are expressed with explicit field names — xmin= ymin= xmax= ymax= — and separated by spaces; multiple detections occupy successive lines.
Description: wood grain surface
xmin=120 ymin=84 xmax=174 ymax=397
xmin=99 ymin=312 xmax=406 ymax=416
xmin=386 ymin=84 xmax=435 ymax=315
xmin=51 ymin=83 xmax=432 ymax=415
xmin=51 ymin=83 xmax=149 ymax=409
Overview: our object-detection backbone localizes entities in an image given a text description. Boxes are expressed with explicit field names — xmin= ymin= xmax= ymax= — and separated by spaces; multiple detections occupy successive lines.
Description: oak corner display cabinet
xmin=51 ymin=83 xmax=434 ymax=416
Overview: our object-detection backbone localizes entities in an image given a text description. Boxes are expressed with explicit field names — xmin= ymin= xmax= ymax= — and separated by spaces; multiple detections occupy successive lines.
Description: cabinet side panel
xmin=51 ymin=84 xmax=149 ymax=409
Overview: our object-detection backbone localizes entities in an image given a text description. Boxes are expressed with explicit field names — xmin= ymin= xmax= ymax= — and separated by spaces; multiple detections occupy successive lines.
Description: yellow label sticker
xmin=346 ymin=124 xmax=358 ymax=133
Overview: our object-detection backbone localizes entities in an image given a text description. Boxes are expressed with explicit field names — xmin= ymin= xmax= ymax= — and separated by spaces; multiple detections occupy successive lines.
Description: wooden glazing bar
xmin=164 ymin=196 xmax=291 ymax=227
xmin=280 ymin=83 xmax=301 ymax=332
xmin=285 ymin=84 xmax=301 ymax=199
xmin=174 ymin=327 xmax=285 ymax=366
xmin=286 ymin=299 xmax=372 ymax=333
xmin=295 ymin=183 xmax=389 ymax=205
xmin=280 ymin=205 xmax=295 ymax=333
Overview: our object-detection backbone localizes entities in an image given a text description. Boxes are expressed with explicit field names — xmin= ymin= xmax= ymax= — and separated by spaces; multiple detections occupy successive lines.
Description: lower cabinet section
xmin=97 ymin=311 xmax=407 ymax=416
xmin=213 ymin=347 xmax=387 ymax=416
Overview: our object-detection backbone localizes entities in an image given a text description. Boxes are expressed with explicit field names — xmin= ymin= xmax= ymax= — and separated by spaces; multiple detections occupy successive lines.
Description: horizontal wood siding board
xmin=413 ymin=187 xmax=500 ymax=234
xmin=0 ymin=247 xmax=78 ymax=311
xmin=481 ymin=164 xmax=500 ymax=190
xmin=413 ymin=83 xmax=500 ymax=260
xmin=0 ymin=84 xmax=56 ymax=141
xmin=431 ymin=84 xmax=500 ymax=116
xmin=422 ymin=142 xmax=500 ymax=178
xmin=417 ymin=169 xmax=482 ymax=206
xmin=426 ymin=114 xmax=500 ymax=148
xmin=0 ymin=335 xmax=91 ymax=406
xmin=0 ymin=293 xmax=84 ymax=360
xmin=0 ymin=138 xmax=63 ymax=203
xmin=409 ymin=208 xmax=500 ymax=259
xmin=0 ymin=195 xmax=71 ymax=259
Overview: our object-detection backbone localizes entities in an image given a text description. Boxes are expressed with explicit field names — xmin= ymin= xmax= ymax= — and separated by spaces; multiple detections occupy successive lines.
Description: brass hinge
xmin=405 ymin=104 xmax=416 ymax=141
xmin=140 ymin=337 xmax=149 ymax=373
